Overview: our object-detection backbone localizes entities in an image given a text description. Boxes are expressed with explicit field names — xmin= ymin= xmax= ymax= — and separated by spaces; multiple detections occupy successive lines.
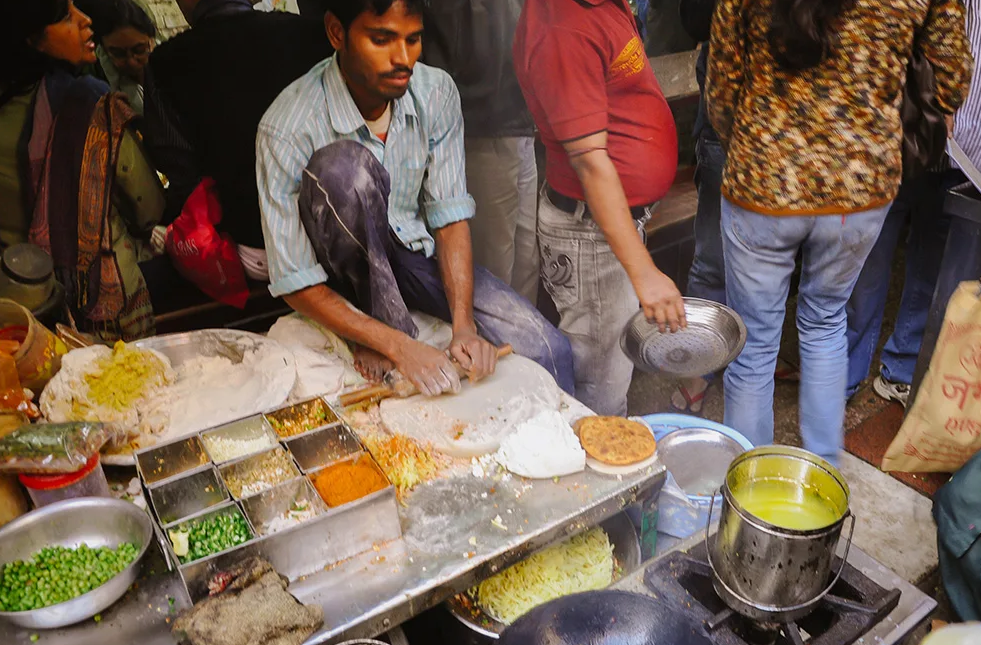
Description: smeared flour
xmin=496 ymin=410 xmax=586 ymax=479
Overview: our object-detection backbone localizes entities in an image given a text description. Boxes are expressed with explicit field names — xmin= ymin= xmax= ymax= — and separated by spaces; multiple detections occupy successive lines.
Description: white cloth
xmin=237 ymin=245 xmax=269 ymax=282
xmin=365 ymin=103 xmax=393 ymax=140
xmin=252 ymin=0 xmax=299 ymax=13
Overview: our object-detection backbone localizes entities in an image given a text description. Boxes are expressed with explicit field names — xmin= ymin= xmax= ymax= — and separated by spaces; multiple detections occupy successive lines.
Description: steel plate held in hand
xmin=620 ymin=298 xmax=747 ymax=378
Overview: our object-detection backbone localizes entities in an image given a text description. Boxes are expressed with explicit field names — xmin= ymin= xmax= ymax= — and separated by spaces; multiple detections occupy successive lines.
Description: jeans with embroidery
xmin=721 ymin=198 xmax=891 ymax=464
xmin=537 ymin=189 xmax=648 ymax=415
xmin=298 ymin=140 xmax=575 ymax=394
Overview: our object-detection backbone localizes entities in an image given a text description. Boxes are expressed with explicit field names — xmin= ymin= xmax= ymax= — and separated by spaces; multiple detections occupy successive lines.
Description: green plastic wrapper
xmin=0 ymin=423 xmax=117 ymax=474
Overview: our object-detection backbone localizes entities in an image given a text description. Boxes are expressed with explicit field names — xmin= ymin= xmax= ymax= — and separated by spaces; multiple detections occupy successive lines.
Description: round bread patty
xmin=575 ymin=417 xmax=656 ymax=466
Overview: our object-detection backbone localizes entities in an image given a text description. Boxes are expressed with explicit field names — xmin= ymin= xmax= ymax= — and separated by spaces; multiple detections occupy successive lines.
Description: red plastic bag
xmin=166 ymin=178 xmax=249 ymax=308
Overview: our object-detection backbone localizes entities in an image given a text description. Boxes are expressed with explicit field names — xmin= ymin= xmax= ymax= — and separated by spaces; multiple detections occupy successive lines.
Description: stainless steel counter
xmin=1 ymin=462 xmax=666 ymax=644
xmin=613 ymin=533 xmax=937 ymax=645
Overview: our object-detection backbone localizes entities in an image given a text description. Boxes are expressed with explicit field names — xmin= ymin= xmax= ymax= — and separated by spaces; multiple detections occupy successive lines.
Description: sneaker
xmin=873 ymin=374 xmax=911 ymax=408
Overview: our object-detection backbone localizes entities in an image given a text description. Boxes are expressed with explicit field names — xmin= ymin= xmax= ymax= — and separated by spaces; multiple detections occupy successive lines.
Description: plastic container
xmin=635 ymin=413 xmax=755 ymax=558
xmin=18 ymin=453 xmax=110 ymax=507
xmin=0 ymin=298 xmax=67 ymax=392
xmin=0 ymin=244 xmax=55 ymax=311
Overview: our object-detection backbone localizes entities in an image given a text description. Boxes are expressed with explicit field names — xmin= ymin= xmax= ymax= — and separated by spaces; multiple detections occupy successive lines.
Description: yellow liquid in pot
xmin=732 ymin=479 xmax=841 ymax=531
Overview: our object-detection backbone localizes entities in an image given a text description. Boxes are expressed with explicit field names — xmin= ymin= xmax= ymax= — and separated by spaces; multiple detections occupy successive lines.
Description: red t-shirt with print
xmin=513 ymin=0 xmax=678 ymax=206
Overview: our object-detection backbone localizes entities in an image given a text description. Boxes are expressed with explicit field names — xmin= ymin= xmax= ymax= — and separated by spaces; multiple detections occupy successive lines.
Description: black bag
xmin=901 ymin=39 xmax=949 ymax=180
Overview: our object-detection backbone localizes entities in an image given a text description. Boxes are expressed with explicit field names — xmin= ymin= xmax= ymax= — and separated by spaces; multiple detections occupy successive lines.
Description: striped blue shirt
xmin=256 ymin=54 xmax=475 ymax=297
xmin=954 ymin=0 xmax=981 ymax=171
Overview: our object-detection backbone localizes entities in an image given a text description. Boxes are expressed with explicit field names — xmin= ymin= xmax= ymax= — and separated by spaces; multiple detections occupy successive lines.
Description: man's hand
xmin=393 ymin=339 xmax=462 ymax=397
xmin=946 ymin=114 xmax=955 ymax=138
xmin=449 ymin=326 xmax=498 ymax=381
xmin=635 ymin=269 xmax=687 ymax=333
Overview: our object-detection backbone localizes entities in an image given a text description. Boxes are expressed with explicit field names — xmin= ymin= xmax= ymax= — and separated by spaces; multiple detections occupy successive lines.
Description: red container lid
xmin=19 ymin=454 xmax=101 ymax=490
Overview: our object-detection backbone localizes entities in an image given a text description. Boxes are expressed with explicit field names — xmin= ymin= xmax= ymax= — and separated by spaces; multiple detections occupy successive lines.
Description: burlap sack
xmin=882 ymin=281 xmax=981 ymax=473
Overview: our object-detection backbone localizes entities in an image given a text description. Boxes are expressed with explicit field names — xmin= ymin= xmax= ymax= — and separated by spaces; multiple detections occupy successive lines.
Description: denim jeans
xmin=299 ymin=141 xmax=575 ymax=395
xmin=537 ymin=189 xmax=649 ymax=415
xmin=687 ymin=135 xmax=727 ymax=305
xmin=845 ymin=170 xmax=958 ymax=395
xmin=721 ymin=198 xmax=891 ymax=464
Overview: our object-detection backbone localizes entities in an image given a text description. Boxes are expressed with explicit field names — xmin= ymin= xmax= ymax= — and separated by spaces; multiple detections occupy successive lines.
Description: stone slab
xmin=839 ymin=452 xmax=939 ymax=585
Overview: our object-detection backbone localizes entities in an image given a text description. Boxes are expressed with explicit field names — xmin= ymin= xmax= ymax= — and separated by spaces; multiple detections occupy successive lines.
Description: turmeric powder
xmin=312 ymin=457 xmax=388 ymax=507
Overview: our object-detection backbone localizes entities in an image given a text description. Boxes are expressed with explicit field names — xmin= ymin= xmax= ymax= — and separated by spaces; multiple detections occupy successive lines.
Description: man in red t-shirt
xmin=514 ymin=0 xmax=685 ymax=415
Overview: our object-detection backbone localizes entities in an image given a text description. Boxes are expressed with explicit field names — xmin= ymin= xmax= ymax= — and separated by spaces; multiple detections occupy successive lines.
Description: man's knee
xmin=305 ymin=140 xmax=387 ymax=195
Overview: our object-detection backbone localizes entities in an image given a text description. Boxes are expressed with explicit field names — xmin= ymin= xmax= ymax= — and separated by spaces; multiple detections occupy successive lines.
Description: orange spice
xmin=312 ymin=458 xmax=388 ymax=507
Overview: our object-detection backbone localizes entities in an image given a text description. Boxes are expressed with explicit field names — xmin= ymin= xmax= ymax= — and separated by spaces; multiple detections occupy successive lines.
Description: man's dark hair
xmin=94 ymin=0 xmax=157 ymax=42
xmin=323 ymin=0 xmax=426 ymax=31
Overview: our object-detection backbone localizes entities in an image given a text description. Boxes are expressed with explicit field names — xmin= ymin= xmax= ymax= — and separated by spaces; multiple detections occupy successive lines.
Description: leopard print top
xmin=707 ymin=0 xmax=973 ymax=215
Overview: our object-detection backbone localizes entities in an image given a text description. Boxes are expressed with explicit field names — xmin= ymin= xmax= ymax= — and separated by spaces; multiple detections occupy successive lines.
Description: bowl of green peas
xmin=0 ymin=497 xmax=153 ymax=629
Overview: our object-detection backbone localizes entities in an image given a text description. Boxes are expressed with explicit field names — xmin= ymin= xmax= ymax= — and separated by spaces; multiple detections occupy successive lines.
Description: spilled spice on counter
xmin=312 ymin=458 xmax=388 ymax=507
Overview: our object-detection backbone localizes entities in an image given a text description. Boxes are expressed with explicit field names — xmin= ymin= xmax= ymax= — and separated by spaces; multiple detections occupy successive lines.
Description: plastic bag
xmin=0 ymin=423 xmax=117 ymax=474
xmin=883 ymin=281 xmax=981 ymax=473
xmin=166 ymin=178 xmax=249 ymax=309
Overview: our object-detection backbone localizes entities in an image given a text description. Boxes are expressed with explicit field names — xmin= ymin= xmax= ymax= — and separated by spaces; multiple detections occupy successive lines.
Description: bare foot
xmin=352 ymin=345 xmax=394 ymax=382
xmin=671 ymin=376 xmax=710 ymax=414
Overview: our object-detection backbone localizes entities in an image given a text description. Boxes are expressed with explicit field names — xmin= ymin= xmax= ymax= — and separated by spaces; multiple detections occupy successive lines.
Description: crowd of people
xmin=0 ymin=0 xmax=976 ymax=465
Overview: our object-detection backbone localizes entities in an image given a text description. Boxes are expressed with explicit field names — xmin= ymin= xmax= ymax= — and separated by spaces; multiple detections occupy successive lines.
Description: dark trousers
xmin=298 ymin=140 xmax=575 ymax=395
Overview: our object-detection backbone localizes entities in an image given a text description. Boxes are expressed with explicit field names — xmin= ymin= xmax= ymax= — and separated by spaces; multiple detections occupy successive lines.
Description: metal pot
xmin=705 ymin=446 xmax=855 ymax=622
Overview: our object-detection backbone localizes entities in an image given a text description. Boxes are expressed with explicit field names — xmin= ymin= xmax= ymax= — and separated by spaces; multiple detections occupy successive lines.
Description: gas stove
xmin=613 ymin=536 xmax=936 ymax=645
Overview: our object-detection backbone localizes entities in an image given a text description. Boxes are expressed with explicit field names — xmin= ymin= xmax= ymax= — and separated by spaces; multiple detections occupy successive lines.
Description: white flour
xmin=496 ymin=409 xmax=586 ymax=479
xmin=42 ymin=340 xmax=295 ymax=448
xmin=148 ymin=343 xmax=292 ymax=440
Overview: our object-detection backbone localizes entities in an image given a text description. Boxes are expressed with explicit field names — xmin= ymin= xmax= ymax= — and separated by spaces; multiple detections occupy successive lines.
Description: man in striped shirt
xmin=256 ymin=0 xmax=573 ymax=398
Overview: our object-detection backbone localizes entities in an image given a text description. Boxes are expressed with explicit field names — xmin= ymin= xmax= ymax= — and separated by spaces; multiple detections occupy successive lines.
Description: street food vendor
xmin=256 ymin=0 xmax=574 ymax=398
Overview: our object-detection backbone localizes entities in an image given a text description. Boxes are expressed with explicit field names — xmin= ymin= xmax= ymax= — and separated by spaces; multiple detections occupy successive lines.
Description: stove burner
xmin=643 ymin=543 xmax=901 ymax=645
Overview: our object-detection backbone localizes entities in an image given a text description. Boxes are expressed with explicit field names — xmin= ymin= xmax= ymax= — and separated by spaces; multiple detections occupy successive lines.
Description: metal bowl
xmin=445 ymin=512 xmax=641 ymax=641
xmin=620 ymin=298 xmax=747 ymax=378
xmin=656 ymin=428 xmax=747 ymax=499
xmin=0 ymin=497 xmax=153 ymax=629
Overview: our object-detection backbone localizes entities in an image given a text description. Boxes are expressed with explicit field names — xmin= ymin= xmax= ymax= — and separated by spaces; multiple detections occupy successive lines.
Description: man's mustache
xmin=382 ymin=67 xmax=413 ymax=78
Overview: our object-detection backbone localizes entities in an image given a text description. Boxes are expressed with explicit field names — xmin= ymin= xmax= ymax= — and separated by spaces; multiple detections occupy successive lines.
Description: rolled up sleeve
xmin=421 ymin=74 xmax=476 ymax=230
xmin=256 ymin=124 xmax=327 ymax=298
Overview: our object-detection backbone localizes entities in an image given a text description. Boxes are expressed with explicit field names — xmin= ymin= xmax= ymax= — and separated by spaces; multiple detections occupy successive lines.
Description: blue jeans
xmin=299 ymin=141 xmax=575 ymax=395
xmin=721 ymin=198 xmax=891 ymax=464
xmin=687 ymin=136 xmax=727 ymax=305
xmin=846 ymin=171 xmax=957 ymax=395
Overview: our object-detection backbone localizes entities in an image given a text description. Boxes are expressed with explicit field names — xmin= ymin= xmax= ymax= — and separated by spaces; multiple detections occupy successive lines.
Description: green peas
xmin=0 ymin=543 xmax=139 ymax=612
xmin=170 ymin=512 xmax=252 ymax=564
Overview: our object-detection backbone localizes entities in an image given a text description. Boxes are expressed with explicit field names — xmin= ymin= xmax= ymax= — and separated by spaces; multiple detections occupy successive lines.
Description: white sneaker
xmin=873 ymin=374 xmax=910 ymax=408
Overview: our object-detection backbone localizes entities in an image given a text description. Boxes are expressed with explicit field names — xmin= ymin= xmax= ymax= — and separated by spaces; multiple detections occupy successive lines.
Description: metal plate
xmin=620 ymin=298 xmax=746 ymax=378
xmin=148 ymin=465 xmax=229 ymax=525
xmin=444 ymin=512 xmax=642 ymax=639
xmin=655 ymin=428 xmax=746 ymax=498
xmin=0 ymin=498 xmax=153 ymax=629
xmin=103 ymin=330 xmax=296 ymax=466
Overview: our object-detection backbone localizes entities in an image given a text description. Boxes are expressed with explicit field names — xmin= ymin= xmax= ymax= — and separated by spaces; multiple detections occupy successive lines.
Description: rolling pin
xmin=338 ymin=344 xmax=514 ymax=407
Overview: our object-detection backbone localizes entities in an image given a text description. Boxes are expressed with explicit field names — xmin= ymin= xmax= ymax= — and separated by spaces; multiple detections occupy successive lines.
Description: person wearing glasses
xmin=89 ymin=0 xmax=157 ymax=113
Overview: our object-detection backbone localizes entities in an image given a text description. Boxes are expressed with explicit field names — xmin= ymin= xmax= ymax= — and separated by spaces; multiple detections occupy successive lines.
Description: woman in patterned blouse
xmin=706 ymin=0 xmax=972 ymax=463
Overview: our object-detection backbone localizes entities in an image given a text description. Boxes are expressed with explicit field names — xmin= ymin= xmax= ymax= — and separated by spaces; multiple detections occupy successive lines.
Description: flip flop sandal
xmin=670 ymin=383 xmax=708 ymax=415
xmin=774 ymin=362 xmax=800 ymax=382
